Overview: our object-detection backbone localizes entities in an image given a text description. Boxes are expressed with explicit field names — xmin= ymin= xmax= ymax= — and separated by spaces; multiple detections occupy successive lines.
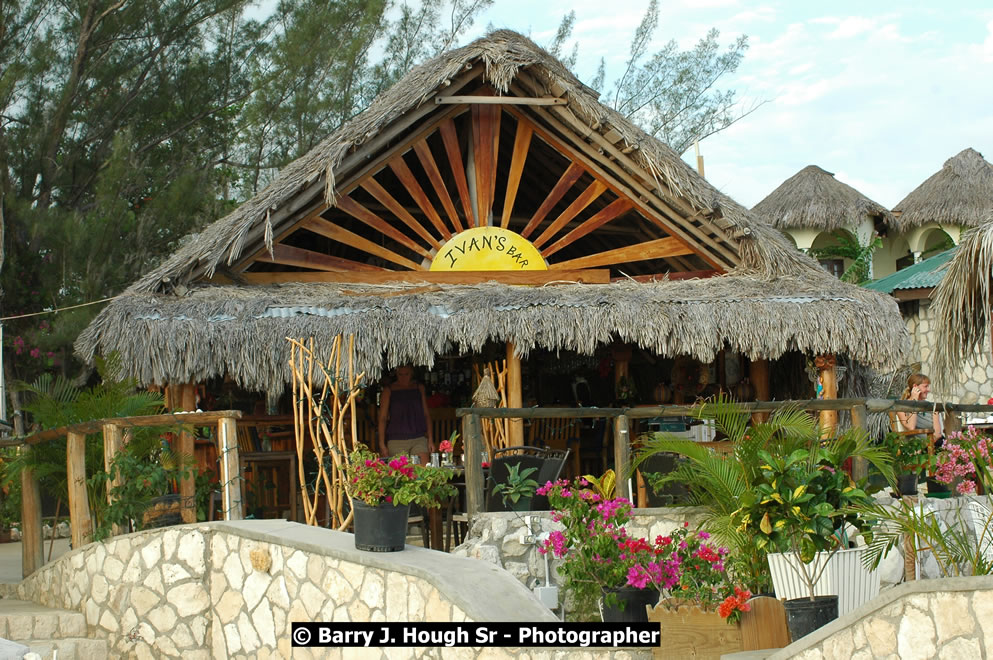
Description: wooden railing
xmin=8 ymin=410 xmax=243 ymax=577
xmin=456 ymin=399 xmax=993 ymax=521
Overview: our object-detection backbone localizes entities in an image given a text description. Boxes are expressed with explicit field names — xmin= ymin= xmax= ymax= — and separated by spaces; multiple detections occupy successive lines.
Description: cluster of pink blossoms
xmin=935 ymin=426 xmax=993 ymax=494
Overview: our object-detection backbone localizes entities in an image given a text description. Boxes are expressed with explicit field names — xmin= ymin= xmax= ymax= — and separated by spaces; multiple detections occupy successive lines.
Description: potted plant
xmin=730 ymin=436 xmax=884 ymax=640
xmin=633 ymin=394 xmax=893 ymax=598
xmin=491 ymin=462 xmax=539 ymax=511
xmin=880 ymin=431 xmax=931 ymax=496
xmin=538 ymin=477 xmax=655 ymax=621
xmin=344 ymin=444 xmax=456 ymax=552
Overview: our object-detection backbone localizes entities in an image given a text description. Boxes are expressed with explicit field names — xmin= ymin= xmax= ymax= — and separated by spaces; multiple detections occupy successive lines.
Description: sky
xmin=464 ymin=0 xmax=993 ymax=209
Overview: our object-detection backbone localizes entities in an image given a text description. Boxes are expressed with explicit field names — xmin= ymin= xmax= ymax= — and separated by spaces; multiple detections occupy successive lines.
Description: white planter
xmin=767 ymin=548 xmax=880 ymax=617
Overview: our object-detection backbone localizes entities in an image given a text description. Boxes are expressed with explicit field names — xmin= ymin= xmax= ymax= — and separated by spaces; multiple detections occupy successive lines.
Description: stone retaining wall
xmin=766 ymin=576 xmax=993 ymax=660
xmin=9 ymin=520 xmax=651 ymax=659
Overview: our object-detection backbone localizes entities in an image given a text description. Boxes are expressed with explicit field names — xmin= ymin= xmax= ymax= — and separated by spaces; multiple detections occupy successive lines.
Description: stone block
xmin=286 ymin=550 xmax=308 ymax=579
xmin=299 ymin=583 xmax=325 ymax=620
xmin=237 ymin=611 xmax=261 ymax=653
xmin=223 ymin=552 xmax=245 ymax=588
xmin=162 ymin=562 xmax=193 ymax=585
xmin=170 ymin=582 xmax=210 ymax=618
xmin=252 ymin=597 xmax=277 ymax=648
xmin=223 ymin=622 xmax=242 ymax=654
xmin=266 ymin=576 xmax=291 ymax=611
xmin=822 ymin=627 xmax=854 ymax=659
xmin=131 ymin=585 xmax=160 ymax=617
xmin=147 ymin=603 xmax=178 ymax=633
xmin=939 ymin=636 xmax=982 ymax=660
xmin=141 ymin=538 xmax=163 ymax=569
xmin=103 ymin=556 xmax=125 ymax=582
xmin=31 ymin=613 xmax=56 ymax=639
xmin=897 ymin=606 xmax=936 ymax=660
xmin=216 ymin=590 xmax=245 ymax=625
xmin=359 ymin=571 xmax=385 ymax=610
xmin=59 ymin=613 xmax=86 ymax=637
xmin=178 ymin=531 xmax=206 ymax=573
xmin=243 ymin=571 xmax=271 ymax=611
xmin=933 ymin=592 xmax=975 ymax=639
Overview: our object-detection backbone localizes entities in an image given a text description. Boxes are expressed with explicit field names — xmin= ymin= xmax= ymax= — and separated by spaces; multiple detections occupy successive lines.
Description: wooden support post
xmin=20 ymin=447 xmax=43 ymax=578
xmin=463 ymin=414 xmax=484 ymax=519
xmin=178 ymin=384 xmax=197 ymax=523
xmin=66 ymin=431 xmax=92 ymax=548
xmin=102 ymin=424 xmax=126 ymax=536
xmin=815 ymin=355 xmax=839 ymax=436
xmin=850 ymin=404 xmax=869 ymax=481
xmin=749 ymin=358 xmax=770 ymax=424
xmin=217 ymin=417 xmax=243 ymax=521
xmin=506 ymin=342 xmax=523 ymax=446
xmin=613 ymin=414 xmax=631 ymax=501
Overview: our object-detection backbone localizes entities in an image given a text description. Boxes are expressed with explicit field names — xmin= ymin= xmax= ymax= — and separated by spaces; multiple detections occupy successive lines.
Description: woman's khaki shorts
xmin=387 ymin=436 xmax=429 ymax=456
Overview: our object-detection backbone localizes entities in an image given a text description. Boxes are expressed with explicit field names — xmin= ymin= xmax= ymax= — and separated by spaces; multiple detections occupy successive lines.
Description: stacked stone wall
xmin=9 ymin=519 xmax=650 ymax=659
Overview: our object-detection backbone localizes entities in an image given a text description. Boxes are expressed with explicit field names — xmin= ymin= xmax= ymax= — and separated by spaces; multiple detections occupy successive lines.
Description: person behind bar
xmin=378 ymin=365 xmax=434 ymax=466
xmin=896 ymin=373 xmax=944 ymax=446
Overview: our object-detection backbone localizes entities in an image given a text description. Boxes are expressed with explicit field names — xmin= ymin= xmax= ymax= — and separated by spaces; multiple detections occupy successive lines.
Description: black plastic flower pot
xmin=784 ymin=595 xmax=839 ymax=641
xmin=896 ymin=472 xmax=919 ymax=497
xmin=352 ymin=500 xmax=410 ymax=552
xmin=599 ymin=587 xmax=657 ymax=623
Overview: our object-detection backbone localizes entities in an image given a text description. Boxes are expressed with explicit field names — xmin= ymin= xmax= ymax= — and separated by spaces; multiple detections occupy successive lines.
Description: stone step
xmin=22 ymin=637 xmax=108 ymax=660
xmin=0 ymin=599 xmax=86 ymax=640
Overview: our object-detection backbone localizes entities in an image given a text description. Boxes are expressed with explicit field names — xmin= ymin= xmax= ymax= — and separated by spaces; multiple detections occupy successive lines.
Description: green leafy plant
xmin=880 ymin=431 xmax=933 ymax=474
xmin=851 ymin=496 xmax=993 ymax=578
xmin=633 ymin=394 xmax=894 ymax=594
xmin=344 ymin=444 xmax=456 ymax=509
xmin=807 ymin=230 xmax=882 ymax=285
xmin=491 ymin=462 xmax=539 ymax=508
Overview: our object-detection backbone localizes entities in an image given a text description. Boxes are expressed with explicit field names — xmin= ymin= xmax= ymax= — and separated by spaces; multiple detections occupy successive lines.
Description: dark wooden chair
xmin=486 ymin=446 xmax=569 ymax=511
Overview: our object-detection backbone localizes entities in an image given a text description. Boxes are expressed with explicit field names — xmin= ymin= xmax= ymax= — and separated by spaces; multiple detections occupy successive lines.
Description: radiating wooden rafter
xmin=550 ymin=237 xmax=692 ymax=270
xmin=243 ymin=96 xmax=726 ymax=280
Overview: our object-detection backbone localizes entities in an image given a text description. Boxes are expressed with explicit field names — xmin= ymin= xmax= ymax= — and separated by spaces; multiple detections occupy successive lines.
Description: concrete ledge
xmin=762 ymin=575 xmax=993 ymax=659
xmin=211 ymin=519 xmax=557 ymax=623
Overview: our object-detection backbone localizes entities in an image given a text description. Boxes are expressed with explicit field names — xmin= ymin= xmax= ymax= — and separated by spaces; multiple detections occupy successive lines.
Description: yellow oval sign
xmin=430 ymin=227 xmax=547 ymax=271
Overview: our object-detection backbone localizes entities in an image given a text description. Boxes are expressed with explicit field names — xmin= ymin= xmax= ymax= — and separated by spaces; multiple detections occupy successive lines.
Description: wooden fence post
xmin=178 ymin=384 xmax=198 ymax=523
xmin=506 ymin=343 xmax=523 ymax=446
xmin=850 ymin=404 xmax=869 ymax=481
xmin=614 ymin=414 xmax=631 ymax=500
xmin=217 ymin=417 xmax=243 ymax=521
xmin=749 ymin=358 xmax=770 ymax=424
xmin=20 ymin=449 xmax=43 ymax=577
xmin=464 ymin=414 xmax=484 ymax=519
xmin=66 ymin=431 xmax=93 ymax=548
xmin=102 ymin=424 xmax=126 ymax=536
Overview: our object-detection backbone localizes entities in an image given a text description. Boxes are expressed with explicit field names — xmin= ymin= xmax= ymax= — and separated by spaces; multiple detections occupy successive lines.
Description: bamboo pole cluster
xmin=288 ymin=336 xmax=365 ymax=530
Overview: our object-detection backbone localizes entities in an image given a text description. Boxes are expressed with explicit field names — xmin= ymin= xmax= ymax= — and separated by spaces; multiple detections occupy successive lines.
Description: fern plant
xmin=632 ymin=394 xmax=895 ymax=592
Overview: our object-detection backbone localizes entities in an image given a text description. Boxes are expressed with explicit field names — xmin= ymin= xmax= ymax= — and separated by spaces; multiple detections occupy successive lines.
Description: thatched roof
xmin=931 ymin=219 xmax=993 ymax=388
xmin=76 ymin=277 xmax=909 ymax=393
xmin=130 ymin=30 xmax=813 ymax=293
xmin=892 ymin=148 xmax=993 ymax=231
xmin=75 ymin=30 xmax=911 ymax=392
xmin=752 ymin=165 xmax=894 ymax=232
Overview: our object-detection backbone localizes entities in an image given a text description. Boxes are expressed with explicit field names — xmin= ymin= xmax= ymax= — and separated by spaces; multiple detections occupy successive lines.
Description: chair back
xmin=487 ymin=446 xmax=565 ymax=511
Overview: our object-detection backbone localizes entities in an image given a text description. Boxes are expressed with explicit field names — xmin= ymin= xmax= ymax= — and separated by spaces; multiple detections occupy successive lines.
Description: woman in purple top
xmin=377 ymin=365 xmax=434 ymax=466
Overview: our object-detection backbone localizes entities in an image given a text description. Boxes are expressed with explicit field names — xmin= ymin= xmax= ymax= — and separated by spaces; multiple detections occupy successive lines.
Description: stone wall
xmin=9 ymin=520 xmax=651 ymax=659
xmin=765 ymin=576 xmax=993 ymax=660
xmin=905 ymin=298 xmax=992 ymax=405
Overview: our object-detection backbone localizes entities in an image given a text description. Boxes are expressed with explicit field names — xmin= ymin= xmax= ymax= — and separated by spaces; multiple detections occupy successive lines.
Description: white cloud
xmin=825 ymin=16 xmax=877 ymax=39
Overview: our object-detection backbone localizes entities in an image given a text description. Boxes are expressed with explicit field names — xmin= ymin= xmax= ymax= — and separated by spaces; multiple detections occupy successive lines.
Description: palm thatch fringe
xmin=752 ymin=165 xmax=894 ymax=232
xmin=76 ymin=277 xmax=909 ymax=395
xmin=931 ymin=219 xmax=993 ymax=389
xmin=892 ymin=148 xmax=993 ymax=231
xmin=129 ymin=30 xmax=816 ymax=294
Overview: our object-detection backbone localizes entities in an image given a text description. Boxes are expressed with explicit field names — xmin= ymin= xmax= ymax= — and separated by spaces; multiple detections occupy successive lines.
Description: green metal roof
xmin=865 ymin=248 xmax=956 ymax=294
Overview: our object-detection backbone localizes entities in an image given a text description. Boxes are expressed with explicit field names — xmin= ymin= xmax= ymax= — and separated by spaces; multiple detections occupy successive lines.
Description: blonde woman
xmin=896 ymin=373 xmax=943 ymax=443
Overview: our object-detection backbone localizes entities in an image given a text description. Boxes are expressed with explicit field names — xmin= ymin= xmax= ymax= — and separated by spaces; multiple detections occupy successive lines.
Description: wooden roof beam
xmin=255 ymin=244 xmax=387 ymax=272
xmin=550 ymin=237 xmax=693 ymax=270
xmin=436 ymin=96 xmax=566 ymax=105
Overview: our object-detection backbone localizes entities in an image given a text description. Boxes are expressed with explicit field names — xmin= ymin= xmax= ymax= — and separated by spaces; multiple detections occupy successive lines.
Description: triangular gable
xmin=211 ymin=81 xmax=740 ymax=286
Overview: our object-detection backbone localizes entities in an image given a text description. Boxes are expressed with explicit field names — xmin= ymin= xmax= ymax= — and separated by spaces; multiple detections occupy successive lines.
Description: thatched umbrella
xmin=752 ymin=165 xmax=894 ymax=232
xmin=892 ymin=148 xmax=993 ymax=232
xmin=931 ymin=218 xmax=993 ymax=388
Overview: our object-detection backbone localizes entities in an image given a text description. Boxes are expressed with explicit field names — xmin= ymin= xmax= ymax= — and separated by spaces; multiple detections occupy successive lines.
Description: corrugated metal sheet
xmin=865 ymin=248 xmax=956 ymax=294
